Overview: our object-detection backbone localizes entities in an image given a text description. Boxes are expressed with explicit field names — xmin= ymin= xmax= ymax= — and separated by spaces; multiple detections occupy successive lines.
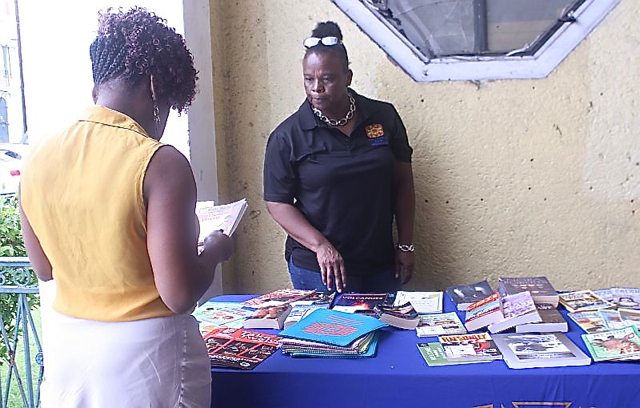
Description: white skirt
xmin=41 ymin=310 xmax=211 ymax=408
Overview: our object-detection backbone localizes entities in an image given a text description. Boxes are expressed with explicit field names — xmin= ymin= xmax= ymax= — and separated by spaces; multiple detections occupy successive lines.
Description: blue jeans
xmin=288 ymin=259 xmax=401 ymax=293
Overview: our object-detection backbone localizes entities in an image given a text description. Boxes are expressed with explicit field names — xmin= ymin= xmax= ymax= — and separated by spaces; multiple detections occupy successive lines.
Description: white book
xmin=195 ymin=198 xmax=248 ymax=244
xmin=492 ymin=332 xmax=591 ymax=369
xmin=394 ymin=291 xmax=443 ymax=314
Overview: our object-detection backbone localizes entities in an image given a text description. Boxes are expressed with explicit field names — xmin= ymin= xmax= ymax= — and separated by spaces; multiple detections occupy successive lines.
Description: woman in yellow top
xmin=19 ymin=7 xmax=232 ymax=407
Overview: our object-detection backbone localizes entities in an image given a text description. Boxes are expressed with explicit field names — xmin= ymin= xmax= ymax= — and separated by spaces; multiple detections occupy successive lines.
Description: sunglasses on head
xmin=303 ymin=36 xmax=341 ymax=49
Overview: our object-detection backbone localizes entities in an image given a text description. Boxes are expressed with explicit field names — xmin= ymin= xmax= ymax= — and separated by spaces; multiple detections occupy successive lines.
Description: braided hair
xmin=305 ymin=21 xmax=350 ymax=71
xmin=89 ymin=7 xmax=197 ymax=114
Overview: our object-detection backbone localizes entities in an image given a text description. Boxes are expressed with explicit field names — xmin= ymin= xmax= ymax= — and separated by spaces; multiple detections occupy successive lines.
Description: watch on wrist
xmin=395 ymin=243 xmax=415 ymax=252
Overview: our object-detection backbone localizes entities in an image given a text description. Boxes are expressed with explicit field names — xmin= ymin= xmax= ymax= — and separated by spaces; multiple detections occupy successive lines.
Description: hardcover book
xmin=242 ymin=304 xmax=292 ymax=330
xmin=488 ymin=291 xmax=541 ymax=334
xmin=195 ymin=198 xmax=248 ymax=244
xmin=582 ymin=326 xmax=640 ymax=362
xmin=515 ymin=303 xmax=568 ymax=333
xmin=417 ymin=342 xmax=485 ymax=366
xmin=492 ymin=332 xmax=591 ymax=369
xmin=498 ymin=276 xmax=559 ymax=307
xmin=394 ymin=291 xmax=443 ymax=314
xmin=203 ymin=327 xmax=280 ymax=370
xmin=464 ymin=292 xmax=504 ymax=332
xmin=278 ymin=308 xmax=388 ymax=347
xmin=416 ymin=312 xmax=467 ymax=337
xmin=374 ymin=302 xmax=420 ymax=330
xmin=446 ymin=280 xmax=494 ymax=311
xmin=192 ymin=301 xmax=254 ymax=327
xmin=438 ymin=332 xmax=502 ymax=362
xmin=559 ymin=290 xmax=614 ymax=313
xmin=332 ymin=293 xmax=391 ymax=316
xmin=567 ymin=310 xmax=609 ymax=333
xmin=241 ymin=289 xmax=315 ymax=309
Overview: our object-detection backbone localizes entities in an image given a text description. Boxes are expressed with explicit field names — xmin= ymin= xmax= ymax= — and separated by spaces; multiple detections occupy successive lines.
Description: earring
xmin=153 ymin=101 xmax=160 ymax=138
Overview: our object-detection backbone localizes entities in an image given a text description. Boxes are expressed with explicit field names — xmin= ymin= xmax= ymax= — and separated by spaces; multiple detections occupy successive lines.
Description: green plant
xmin=0 ymin=194 xmax=39 ymax=366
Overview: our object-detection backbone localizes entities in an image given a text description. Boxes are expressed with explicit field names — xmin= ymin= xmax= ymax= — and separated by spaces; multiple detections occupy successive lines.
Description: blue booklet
xmin=279 ymin=308 xmax=388 ymax=347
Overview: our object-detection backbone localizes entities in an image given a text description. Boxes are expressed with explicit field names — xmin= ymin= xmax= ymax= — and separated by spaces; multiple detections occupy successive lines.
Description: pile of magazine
xmin=278 ymin=308 xmax=388 ymax=358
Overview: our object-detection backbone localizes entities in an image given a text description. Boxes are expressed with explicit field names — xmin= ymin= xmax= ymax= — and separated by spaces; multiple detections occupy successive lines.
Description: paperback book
xmin=195 ymin=198 xmax=248 ymax=244
xmin=488 ymin=291 xmax=541 ymax=334
xmin=241 ymin=289 xmax=315 ymax=309
xmin=515 ymin=303 xmax=568 ymax=333
xmin=582 ymin=326 xmax=640 ymax=362
xmin=446 ymin=280 xmax=494 ymax=311
xmin=280 ymin=331 xmax=379 ymax=358
xmin=567 ymin=310 xmax=609 ymax=333
xmin=492 ymin=332 xmax=591 ymax=369
xmin=438 ymin=332 xmax=502 ymax=362
xmin=394 ymin=291 xmax=443 ymax=314
xmin=374 ymin=302 xmax=420 ymax=330
xmin=498 ymin=276 xmax=559 ymax=307
xmin=464 ymin=292 xmax=504 ymax=332
xmin=192 ymin=301 xmax=254 ymax=328
xmin=417 ymin=342 xmax=485 ymax=366
xmin=203 ymin=327 xmax=280 ymax=370
xmin=332 ymin=293 xmax=392 ymax=316
xmin=599 ymin=309 xmax=626 ymax=330
xmin=242 ymin=304 xmax=292 ymax=330
xmin=416 ymin=312 xmax=467 ymax=337
xmin=558 ymin=290 xmax=614 ymax=313
xmin=283 ymin=302 xmax=332 ymax=329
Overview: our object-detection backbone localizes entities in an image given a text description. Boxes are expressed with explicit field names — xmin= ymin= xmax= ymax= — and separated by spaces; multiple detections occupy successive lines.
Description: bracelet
xmin=396 ymin=243 xmax=415 ymax=252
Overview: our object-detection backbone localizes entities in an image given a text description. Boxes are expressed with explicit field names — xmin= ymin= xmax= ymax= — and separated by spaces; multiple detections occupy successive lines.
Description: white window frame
xmin=331 ymin=0 xmax=620 ymax=82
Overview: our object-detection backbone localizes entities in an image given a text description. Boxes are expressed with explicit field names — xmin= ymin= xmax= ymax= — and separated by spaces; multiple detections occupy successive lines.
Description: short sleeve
xmin=388 ymin=104 xmax=412 ymax=163
xmin=263 ymin=131 xmax=297 ymax=203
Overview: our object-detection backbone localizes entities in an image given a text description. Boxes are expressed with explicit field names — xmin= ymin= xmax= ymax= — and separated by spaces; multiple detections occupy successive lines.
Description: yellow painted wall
xmin=206 ymin=0 xmax=639 ymax=294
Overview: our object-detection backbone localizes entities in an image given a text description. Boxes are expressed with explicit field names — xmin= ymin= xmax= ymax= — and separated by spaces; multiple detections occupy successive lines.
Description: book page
xmin=196 ymin=198 xmax=248 ymax=244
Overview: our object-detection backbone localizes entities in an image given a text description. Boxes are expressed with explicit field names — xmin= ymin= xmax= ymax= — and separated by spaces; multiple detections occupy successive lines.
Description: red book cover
xmin=203 ymin=327 xmax=280 ymax=370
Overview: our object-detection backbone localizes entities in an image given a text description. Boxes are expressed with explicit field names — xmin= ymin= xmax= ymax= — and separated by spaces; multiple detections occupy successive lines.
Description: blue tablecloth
xmin=210 ymin=294 xmax=640 ymax=408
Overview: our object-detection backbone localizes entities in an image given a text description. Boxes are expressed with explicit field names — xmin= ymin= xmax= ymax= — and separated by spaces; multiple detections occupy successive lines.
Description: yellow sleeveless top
xmin=21 ymin=106 xmax=174 ymax=321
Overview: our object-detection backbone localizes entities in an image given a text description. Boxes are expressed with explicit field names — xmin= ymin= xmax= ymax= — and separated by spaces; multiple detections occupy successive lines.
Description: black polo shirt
xmin=263 ymin=90 xmax=412 ymax=276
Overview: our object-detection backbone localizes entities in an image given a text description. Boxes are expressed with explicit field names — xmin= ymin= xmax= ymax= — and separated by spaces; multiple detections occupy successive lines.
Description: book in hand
xmin=516 ymin=303 xmax=568 ymax=333
xmin=446 ymin=280 xmax=494 ymax=311
xmin=438 ymin=332 xmax=502 ymax=362
xmin=394 ymin=291 xmax=443 ymax=314
xmin=195 ymin=198 xmax=248 ymax=244
xmin=488 ymin=291 xmax=541 ymax=334
xmin=241 ymin=289 xmax=315 ymax=309
xmin=417 ymin=342 xmax=485 ymax=366
xmin=416 ymin=312 xmax=467 ymax=337
xmin=464 ymin=292 xmax=504 ymax=332
xmin=558 ymin=290 xmax=614 ymax=313
xmin=242 ymin=304 xmax=292 ymax=330
xmin=498 ymin=276 xmax=559 ymax=307
xmin=203 ymin=327 xmax=280 ymax=370
xmin=582 ymin=326 xmax=640 ymax=362
xmin=332 ymin=293 xmax=391 ymax=316
xmin=192 ymin=301 xmax=254 ymax=328
xmin=492 ymin=332 xmax=591 ymax=369
xmin=279 ymin=308 xmax=388 ymax=347
xmin=374 ymin=302 xmax=420 ymax=330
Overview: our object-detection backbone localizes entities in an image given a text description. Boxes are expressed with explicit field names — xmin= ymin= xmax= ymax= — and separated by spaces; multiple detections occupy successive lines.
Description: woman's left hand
xmin=395 ymin=250 xmax=414 ymax=285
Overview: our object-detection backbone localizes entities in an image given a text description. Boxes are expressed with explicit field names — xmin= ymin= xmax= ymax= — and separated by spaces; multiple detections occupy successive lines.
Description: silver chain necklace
xmin=312 ymin=92 xmax=356 ymax=127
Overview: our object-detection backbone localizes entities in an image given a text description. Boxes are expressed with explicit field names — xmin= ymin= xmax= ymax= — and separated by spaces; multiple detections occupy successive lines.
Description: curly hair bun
xmin=311 ymin=21 xmax=343 ymax=41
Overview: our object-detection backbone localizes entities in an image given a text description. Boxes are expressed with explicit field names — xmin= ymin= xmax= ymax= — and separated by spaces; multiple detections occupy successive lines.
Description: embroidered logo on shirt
xmin=365 ymin=123 xmax=389 ymax=147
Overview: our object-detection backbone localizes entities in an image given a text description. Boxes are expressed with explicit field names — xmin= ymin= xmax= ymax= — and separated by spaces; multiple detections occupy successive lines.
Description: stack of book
xmin=283 ymin=292 xmax=335 ymax=329
xmin=374 ymin=302 xmax=420 ymax=330
xmin=417 ymin=332 xmax=502 ymax=366
xmin=559 ymin=290 xmax=615 ymax=313
xmin=278 ymin=308 xmax=387 ymax=358
xmin=488 ymin=291 xmax=542 ymax=334
xmin=446 ymin=280 xmax=494 ymax=311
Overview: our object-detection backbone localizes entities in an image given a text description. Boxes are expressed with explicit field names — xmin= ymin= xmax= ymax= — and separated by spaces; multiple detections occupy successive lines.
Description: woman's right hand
xmin=202 ymin=230 xmax=234 ymax=264
xmin=316 ymin=242 xmax=346 ymax=293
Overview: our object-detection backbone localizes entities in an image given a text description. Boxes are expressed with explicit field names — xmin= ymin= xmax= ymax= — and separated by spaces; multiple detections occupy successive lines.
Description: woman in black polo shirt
xmin=263 ymin=21 xmax=415 ymax=293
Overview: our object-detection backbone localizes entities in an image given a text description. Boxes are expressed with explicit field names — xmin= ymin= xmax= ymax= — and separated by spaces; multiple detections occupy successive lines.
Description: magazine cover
xmin=192 ymin=301 xmax=254 ymax=327
xmin=203 ymin=327 xmax=281 ymax=370
xmin=611 ymin=288 xmax=640 ymax=309
xmin=559 ymin=290 xmax=613 ymax=312
xmin=445 ymin=280 xmax=494 ymax=311
xmin=619 ymin=308 xmax=640 ymax=329
xmin=582 ymin=326 xmax=640 ymax=362
xmin=417 ymin=342 xmax=485 ymax=366
xmin=416 ymin=312 xmax=467 ymax=337
xmin=568 ymin=310 xmax=609 ymax=333
xmin=438 ymin=332 xmax=502 ymax=362
xmin=241 ymin=289 xmax=315 ymax=309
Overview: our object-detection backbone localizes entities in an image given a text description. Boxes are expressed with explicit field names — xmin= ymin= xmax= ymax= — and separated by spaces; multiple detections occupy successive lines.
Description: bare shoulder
xmin=145 ymin=145 xmax=195 ymax=199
